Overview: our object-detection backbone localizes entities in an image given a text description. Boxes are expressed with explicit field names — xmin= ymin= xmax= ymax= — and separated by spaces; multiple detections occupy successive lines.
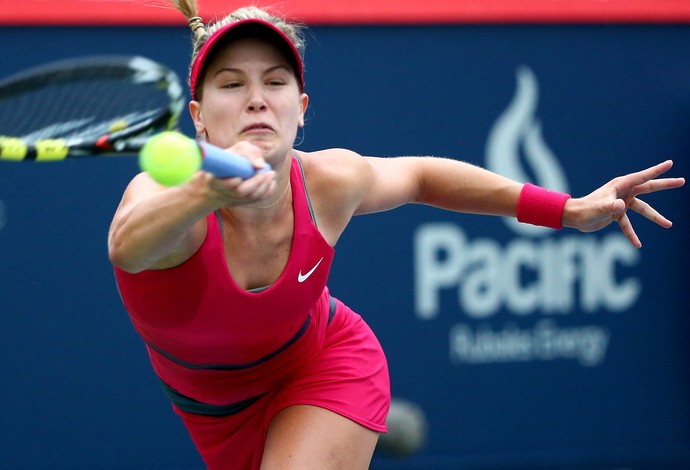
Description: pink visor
xmin=189 ymin=18 xmax=305 ymax=100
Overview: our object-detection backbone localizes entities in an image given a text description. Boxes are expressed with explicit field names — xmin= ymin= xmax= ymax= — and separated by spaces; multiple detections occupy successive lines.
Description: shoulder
xmin=294 ymin=148 xmax=375 ymax=206
xmin=292 ymin=148 xmax=374 ymax=244
xmin=295 ymin=148 xmax=371 ymax=182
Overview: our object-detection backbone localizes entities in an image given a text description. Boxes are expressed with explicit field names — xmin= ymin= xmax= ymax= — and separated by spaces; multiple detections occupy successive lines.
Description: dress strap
xmin=292 ymin=153 xmax=317 ymax=226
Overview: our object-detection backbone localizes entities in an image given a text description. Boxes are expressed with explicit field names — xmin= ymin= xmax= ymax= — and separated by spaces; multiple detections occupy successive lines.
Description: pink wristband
xmin=516 ymin=183 xmax=571 ymax=230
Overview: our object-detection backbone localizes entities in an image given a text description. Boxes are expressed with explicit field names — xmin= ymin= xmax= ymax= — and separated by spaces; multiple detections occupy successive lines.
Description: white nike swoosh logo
xmin=298 ymin=257 xmax=324 ymax=283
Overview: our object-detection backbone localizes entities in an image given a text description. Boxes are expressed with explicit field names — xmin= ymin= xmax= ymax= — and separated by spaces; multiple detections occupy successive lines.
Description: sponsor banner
xmin=2 ymin=0 xmax=690 ymax=25
xmin=413 ymin=66 xmax=642 ymax=370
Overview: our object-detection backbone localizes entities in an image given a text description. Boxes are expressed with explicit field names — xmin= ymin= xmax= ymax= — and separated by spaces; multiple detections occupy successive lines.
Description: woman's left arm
xmin=358 ymin=155 xmax=523 ymax=216
xmin=360 ymin=156 xmax=684 ymax=247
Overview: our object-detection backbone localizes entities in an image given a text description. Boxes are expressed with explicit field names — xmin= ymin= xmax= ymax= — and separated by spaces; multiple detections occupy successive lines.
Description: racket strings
xmin=0 ymin=57 xmax=183 ymax=159
xmin=0 ymin=71 xmax=172 ymax=144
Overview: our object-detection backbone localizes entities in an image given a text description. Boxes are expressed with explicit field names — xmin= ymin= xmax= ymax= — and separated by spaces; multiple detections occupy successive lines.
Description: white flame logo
xmin=486 ymin=66 xmax=569 ymax=236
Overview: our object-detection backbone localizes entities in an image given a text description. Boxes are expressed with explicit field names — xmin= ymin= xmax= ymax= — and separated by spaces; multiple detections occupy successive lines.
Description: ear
xmin=298 ymin=93 xmax=309 ymax=128
xmin=189 ymin=100 xmax=206 ymax=136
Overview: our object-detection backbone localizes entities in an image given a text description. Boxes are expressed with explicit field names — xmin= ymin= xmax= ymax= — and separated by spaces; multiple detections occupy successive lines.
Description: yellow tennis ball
xmin=139 ymin=132 xmax=201 ymax=186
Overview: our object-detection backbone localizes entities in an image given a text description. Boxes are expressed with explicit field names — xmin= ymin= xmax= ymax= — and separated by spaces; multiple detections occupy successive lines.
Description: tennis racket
xmin=0 ymin=55 xmax=266 ymax=179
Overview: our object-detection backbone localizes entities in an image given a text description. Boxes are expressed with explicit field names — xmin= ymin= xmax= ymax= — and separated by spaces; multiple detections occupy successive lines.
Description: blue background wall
xmin=1 ymin=24 xmax=688 ymax=469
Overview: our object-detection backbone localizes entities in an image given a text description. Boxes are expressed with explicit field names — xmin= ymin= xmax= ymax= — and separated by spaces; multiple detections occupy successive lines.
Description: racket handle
xmin=198 ymin=141 xmax=271 ymax=178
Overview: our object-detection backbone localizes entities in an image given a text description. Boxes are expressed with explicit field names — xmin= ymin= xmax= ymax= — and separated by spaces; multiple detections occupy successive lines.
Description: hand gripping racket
xmin=0 ymin=55 xmax=268 ymax=184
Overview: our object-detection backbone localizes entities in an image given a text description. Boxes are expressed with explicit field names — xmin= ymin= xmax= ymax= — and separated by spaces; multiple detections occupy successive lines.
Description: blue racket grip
xmin=198 ymin=141 xmax=271 ymax=179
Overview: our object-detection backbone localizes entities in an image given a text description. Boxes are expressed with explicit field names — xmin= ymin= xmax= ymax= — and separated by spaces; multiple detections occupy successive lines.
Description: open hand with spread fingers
xmin=562 ymin=160 xmax=685 ymax=248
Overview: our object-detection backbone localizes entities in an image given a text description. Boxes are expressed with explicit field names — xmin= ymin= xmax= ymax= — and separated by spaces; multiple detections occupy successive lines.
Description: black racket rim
xmin=0 ymin=55 xmax=184 ymax=161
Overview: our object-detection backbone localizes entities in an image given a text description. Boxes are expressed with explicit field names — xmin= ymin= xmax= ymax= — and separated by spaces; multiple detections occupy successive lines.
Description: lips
xmin=241 ymin=122 xmax=274 ymax=133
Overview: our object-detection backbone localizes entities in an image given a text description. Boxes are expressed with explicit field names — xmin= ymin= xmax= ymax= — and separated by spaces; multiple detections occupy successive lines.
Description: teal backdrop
xmin=1 ymin=24 xmax=688 ymax=469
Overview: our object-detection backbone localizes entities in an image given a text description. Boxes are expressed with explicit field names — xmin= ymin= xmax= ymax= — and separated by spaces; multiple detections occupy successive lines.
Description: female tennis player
xmin=108 ymin=2 xmax=684 ymax=468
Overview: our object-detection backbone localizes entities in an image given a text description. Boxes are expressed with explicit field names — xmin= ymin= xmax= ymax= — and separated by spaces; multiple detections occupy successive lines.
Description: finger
xmin=630 ymin=177 xmax=686 ymax=197
xmin=252 ymin=174 xmax=277 ymax=198
xmin=610 ymin=198 xmax=627 ymax=218
xmin=250 ymin=157 xmax=268 ymax=170
xmin=217 ymin=176 xmax=243 ymax=189
xmin=235 ymin=172 xmax=275 ymax=200
xmin=615 ymin=160 xmax=675 ymax=192
xmin=230 ymin=141 xmax=268 ymax=169
xmin=629 ymin=197 xmax=673 ymax=228
xmin=245 ymin=179 xmax=277 ymax=202
xmin=617 ymin=213 xmax=642 ymax=249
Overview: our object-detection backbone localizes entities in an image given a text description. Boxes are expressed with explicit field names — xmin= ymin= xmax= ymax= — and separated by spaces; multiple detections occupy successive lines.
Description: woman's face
xmin=190 ymin=37 xmax=308 ymax=162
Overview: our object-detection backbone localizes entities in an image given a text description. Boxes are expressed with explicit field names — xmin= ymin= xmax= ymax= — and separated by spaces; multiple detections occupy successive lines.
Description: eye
xmin=267 ymin=78 xmax=287 ymax=87
xmin=222 ymin=81 xmax=243 ymax=89
xmin=213 ymin=72 xmax=244 ymax=89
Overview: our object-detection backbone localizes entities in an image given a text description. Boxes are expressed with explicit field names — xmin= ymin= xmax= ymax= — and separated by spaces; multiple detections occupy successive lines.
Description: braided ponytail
xmin=169 ymin=0 xmax=208 ymax=58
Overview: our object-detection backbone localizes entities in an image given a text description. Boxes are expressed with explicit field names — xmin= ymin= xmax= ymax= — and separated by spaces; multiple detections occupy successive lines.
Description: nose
xmin=246 ymin=85 xmax=267 ymax=113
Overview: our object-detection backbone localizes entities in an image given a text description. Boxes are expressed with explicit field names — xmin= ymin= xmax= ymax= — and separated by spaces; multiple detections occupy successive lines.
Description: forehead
xmin=207 ymin=37 xmax=292 ymax=71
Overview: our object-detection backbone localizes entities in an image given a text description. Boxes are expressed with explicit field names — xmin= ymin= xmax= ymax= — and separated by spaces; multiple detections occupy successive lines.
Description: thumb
xmin=611 ymin=198 xmax=627 ymax=215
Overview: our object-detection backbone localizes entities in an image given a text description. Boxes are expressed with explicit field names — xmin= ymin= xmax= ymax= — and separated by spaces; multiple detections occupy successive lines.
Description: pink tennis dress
xmin=114 ymin=155 xmax=390 ymax=469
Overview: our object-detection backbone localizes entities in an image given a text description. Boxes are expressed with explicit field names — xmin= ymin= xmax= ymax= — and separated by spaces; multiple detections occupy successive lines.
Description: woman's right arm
xmin=108 ymin=141 xmax=276 ymax=273
xmin=108 ymin=172 xmax=219 ymax=273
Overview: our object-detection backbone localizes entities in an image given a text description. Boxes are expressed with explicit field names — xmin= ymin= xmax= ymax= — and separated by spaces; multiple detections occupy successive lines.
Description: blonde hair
xmin=169 ymin=1 xmax=305 ymax=96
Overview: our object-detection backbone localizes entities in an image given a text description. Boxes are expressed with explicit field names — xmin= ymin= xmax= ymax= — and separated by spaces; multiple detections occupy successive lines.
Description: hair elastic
xmin=188 ymin=16 xmax=205 ymax=34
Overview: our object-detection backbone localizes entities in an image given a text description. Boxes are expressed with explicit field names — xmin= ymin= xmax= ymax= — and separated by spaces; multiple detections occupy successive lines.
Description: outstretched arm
xmin=561 ymin=160 xmax=685 ymax=248
xmin=355 ymin=155 xmax=683 ymax=248
xmin=313 ymin=151 xmax=683 ymax=248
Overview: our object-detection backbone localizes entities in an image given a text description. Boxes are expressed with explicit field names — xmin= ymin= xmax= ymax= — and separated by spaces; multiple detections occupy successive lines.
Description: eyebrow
xmin=213 ymin=64 xmax=292 ymax=79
